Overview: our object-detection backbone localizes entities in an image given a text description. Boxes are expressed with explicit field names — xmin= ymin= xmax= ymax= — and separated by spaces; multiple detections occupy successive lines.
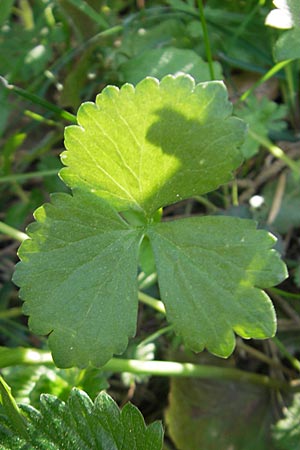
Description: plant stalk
xmin=197 ymin=0 xmax=215 ymax=80
xmin=0 ymin=346 xmax=298 ymax=392
xmin=0 ymin=221 xmax=28 ymax=242
xmin=138 ymin=291 xmax=166 ymax=314
xmin=249 ymin=130 xmax=300 ymax=176
xmin=0 ymin=169 xmax=59 ymax=184
xmin=0 ymin=76 xmax=76 ymax=123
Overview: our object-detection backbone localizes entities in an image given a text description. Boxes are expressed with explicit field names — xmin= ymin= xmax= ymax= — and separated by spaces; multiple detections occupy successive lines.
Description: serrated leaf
xmin=14 ymin=75 xmax=287 ymax=367
xmin=265 ymin=0 xmax=300 ymax=61
xmin=147 ymin=216 xmax=287 ymax=357
xmin=62 ymin=75 xmax=245 ymax=216
xmin=0 ymin=389 xmax=163 ymax=450
xmin=273 ymin=393 xmax=300 ymax=450
xmin=14 ymin=190 xmax=142 ymax=368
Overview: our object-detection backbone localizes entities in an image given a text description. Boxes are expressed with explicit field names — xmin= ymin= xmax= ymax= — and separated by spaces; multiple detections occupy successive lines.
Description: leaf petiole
xmin=0 ymin=346 xmax=297 ymax=391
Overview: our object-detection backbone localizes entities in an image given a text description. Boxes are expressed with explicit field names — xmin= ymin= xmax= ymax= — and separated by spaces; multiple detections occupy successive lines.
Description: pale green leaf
xmin=147 ymin=216 xmax=287 ymax=357
xmin=0 ymin=389 xmax=163 ymax=450
xmin=62 ymin=75 xmax=245 ymax=217
xmin=13 ymin=190 xmax=142 ymax=368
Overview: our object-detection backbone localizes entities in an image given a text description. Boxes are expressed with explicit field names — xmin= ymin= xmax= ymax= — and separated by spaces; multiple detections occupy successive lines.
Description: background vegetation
xmin=0 ymin=0 xmax=300 ymax=448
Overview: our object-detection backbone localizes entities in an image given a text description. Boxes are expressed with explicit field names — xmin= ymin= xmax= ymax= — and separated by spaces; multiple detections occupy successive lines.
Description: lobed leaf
xmin=62 ymin=75 xmax=245 ymax=217
xmin=14 ymin=190 xmax=142 ymax=368
xmin=13 ymin=75 xmax=287 ymax=367
xmin=147 ymin=216 xmax=287 ymax=357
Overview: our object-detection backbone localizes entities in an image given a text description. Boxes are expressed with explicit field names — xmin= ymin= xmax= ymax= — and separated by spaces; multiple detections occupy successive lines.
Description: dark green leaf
xmin=0 ymin=389 xmax=163 ymax=449
xmin=166 ymin=353 xmax=273 ymax=450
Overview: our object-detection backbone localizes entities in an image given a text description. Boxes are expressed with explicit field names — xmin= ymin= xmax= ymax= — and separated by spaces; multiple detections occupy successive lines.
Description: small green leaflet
xmin=13 ymin=75 xmax=287 ymax=368
xmin=0 ymin=388 xmax=163 ymax=450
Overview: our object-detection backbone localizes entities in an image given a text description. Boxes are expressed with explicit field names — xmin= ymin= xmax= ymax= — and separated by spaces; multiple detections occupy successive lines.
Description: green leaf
xmin=265 ymin=0 xmax=300 ymax=60
xmin=0 ymin=375 xmax=29 ymax=441
xmin=165 ymin=353 xmax=273 ymax=450
xmin=14 ymin=190 xmax=143 ymax=368
xmin=0 ymin=388 xmax=163 ymax=450
xmin=120 ymin=48 xmax=223 ymax=85
xmin=235 ymin=96 xmax=287 ymax=159
xmin=147 ymin=216 xmax=287 ymax=357
xmin=0 ymin=0 xmax=14 ymax=27
xmin=14 ymin=75 xmax=287 ymax=367
xmin=62 ymin=75 xmax=245 ymax=217
xmin=273 ymin=393 xmax=300 ymax=450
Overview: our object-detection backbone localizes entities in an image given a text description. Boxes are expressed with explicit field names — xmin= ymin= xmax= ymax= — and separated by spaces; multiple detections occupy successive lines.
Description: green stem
xmin=240 ymin=59 xmax=293 ymax=102
xmin=272 ymin=337 xmax=300 ymax=372
xmin=197 ymin=0 xmax=215 ymax=80
xmin=249 ymin=130 xmax=300 ymax=176
xmin=0 ymin=76 xmax=76 ymax=123
xmin=138 ymin=291 xmax=166 ymax=314
xmin=231 ymin=179 xmax=239 ymax=206
xmin=0 ymin=221 xmax=28 ymax=242
xmin=237 ymin=340 xmax=294 ymax=377
xmin=64 ymin=0 xmax=109 ymax=29
xmin=0 ymin=169 xmax=59 ymax=184
xmin=228 ymin=2 xmax=260 ymax=52
xmin=0 ymin=347 xmax=296 ymax=391
xmin=138 ymin=325 xmax=173 ymax=347
xmin=284 ymin=62 xmax=297 ymax=123
xmin=269 ymin=287 xmax=300 ymax=300
xmin=24 ymin=110 xmax=58 ymax=126
xmin=103 ymin=358 xmax=294 ymax=391
xmin=0 ymin=347 xmax=53 ymax=368
xmin=0 ymin=308 xmax=23 ymax=320
xmin=193 ymin=195 xmax=219 ymax=212
xmin=138 ymin=272 xmax=158 ymax=290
